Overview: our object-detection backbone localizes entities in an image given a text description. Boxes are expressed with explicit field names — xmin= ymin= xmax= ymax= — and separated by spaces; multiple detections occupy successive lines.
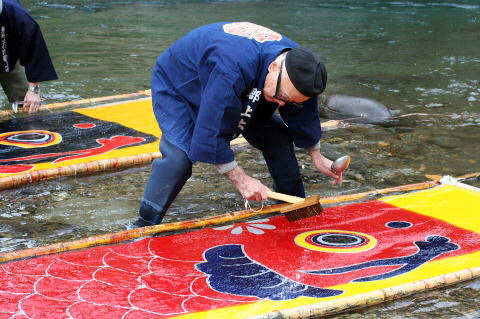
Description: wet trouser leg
xmin=0 ymin=62 xmax=29 ymax=104
xmin=242 ymin=114 xmax=305 ymax=198
xmin=135 ymin=136 xmax=193 ymax=226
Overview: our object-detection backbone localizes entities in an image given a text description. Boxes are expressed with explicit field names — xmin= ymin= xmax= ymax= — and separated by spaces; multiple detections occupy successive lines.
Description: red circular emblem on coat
xmin=223 ymin=22 xmax=282 ymax=43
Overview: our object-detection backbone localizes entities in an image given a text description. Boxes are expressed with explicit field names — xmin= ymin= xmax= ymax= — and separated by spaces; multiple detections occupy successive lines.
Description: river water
xmin=1 ymin=0 xmax=479 ymax=317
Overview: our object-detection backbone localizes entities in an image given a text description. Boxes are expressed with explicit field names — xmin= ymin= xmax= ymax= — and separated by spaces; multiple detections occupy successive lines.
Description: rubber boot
xmin=131 ymin=137 xmax=192 ymax=228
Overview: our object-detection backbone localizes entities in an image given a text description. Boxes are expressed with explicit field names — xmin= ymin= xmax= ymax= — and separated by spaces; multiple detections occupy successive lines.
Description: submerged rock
xmin=320 ymin=94 xmax=393 ymax=124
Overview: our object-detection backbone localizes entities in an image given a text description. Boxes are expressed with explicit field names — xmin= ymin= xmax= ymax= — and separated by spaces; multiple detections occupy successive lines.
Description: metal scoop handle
xmin=11 ymin=101 xmax=24 ymax=113
xmin=11 ymin=100 xmax=43 ymax=113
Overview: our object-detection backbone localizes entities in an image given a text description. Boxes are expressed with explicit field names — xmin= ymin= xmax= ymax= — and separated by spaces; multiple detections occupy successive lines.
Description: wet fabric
xmin=0 ymin=98 xmax=160 ymax=179
xmin=1 ymin=183 xmax=479 ymax=318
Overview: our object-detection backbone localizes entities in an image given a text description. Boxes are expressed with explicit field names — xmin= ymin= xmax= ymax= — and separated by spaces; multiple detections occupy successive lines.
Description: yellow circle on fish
xmin=294 ymin=229 xmax=377 ymax=253
xmin=0 ymin=130 xmax=62 ymax=148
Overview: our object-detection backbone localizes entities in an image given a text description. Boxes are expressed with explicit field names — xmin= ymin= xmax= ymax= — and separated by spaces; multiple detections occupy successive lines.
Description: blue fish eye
xmin=386 ymin=221 xmax=413 ymax=229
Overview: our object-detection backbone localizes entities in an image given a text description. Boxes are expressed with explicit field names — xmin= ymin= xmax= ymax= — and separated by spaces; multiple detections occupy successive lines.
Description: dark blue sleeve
xmin=12 ymin=3 xmax=57 ymax=82
xmin=188 ymin=67 xmax=245 ymax=164
xmin=279 ymin=97 xmax=322 ymax=148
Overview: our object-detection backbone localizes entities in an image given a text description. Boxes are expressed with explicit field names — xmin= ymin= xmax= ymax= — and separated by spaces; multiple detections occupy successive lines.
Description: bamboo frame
xmin=246 ymin=267 xmax=480 ymax=319
xmin=1 ymin=174 xmax=479 ymax=318
xmin=1 ymin=172 xmax=478 ymax=263
xmin=0 ymin=205 xmax=281 ymax=263
xmin=0 ymin=84 xmax=338 ymax=190
xmin=0 ymin=152 xmax=161 ymax=190
xmin=0 ymin=89 xmax=151 ymax=117
xmin=0 ymin=90 xmax=344 ymax=191
xmin=0 ymin=120 xmax=345 ymax=191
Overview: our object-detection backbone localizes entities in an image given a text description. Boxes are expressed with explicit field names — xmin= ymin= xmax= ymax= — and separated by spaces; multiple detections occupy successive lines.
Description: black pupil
xmin=311 ymin=233 xmax=366 ymax=247
xmin=17 ymin=134 xmax=42 ymax=140
xmin=8 ymin=133 xmax=49 ymax=142
xmin=322 ymin=235 xmax=357 ymax=244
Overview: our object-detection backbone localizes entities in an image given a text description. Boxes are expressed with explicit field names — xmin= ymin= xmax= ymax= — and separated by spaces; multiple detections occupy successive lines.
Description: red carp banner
xmin=0 ymin=182 xmax=479 ymax=318
xmin=0 ymin=98 xmax=161 ymax=189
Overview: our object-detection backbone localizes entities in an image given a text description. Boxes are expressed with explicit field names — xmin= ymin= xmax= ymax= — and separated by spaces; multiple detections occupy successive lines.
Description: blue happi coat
xmin=0 ymin=0 xmax=57 ymax=82
xmin=151 ymin=22 xmax=321 ymax=165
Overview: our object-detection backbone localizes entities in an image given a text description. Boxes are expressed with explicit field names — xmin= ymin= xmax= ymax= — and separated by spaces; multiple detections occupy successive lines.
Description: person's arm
xmin=280 ymin=98 xmax=342 ymax=185
xmin=186 ymin=66 xmax=270 ymax=201
xmin=308 ymin=146 xmax=342 ymax=186
xmin=223 ymin=165 xmax=270 ymax=202
xmin=15 ymin=8 xmax=57 ymax=83
xmin=14 ymin=4 xmax=57 ymax=113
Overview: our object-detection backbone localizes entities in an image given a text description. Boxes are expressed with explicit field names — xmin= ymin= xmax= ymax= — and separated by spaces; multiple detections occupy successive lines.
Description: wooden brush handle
xmin=267 ymin=191 xmax=304 ymax=204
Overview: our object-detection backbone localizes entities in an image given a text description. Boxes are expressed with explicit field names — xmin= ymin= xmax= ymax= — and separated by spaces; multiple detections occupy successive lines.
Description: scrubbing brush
xmin=267 ymin=191 xmax=322 ymax=222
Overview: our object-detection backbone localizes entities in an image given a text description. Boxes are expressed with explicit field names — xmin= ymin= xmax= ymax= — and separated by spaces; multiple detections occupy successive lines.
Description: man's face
xmin=263 ymin=59 xmax=309 ymax=106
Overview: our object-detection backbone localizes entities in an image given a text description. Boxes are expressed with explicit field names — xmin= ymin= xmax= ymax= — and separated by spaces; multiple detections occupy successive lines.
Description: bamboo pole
xmin=0 ymin=89 xmax=152 ymax=117
xmin=0 ymin=115 xmax=343 ymax=190
xmin=230 ymin=120 xmax=345 ymax=148
xmin=246 ymin=267 xmax=480 ymax=319
xmin=0 ymin=120 xmax=345 ymax=191
xmin=0 ymin=205 xmax=281 ymax=263
xmin=2 ymin=173 xmax=479 ymax=263
xmin=1 ymin=176 xmax=478 ymax=319
xmin=0 ymin=152 xmax=161 ymax=190
xmin=0 ymin=172 xmax=478 ymax=318
xmin=319 ymin=172 xmax=480 ymax=205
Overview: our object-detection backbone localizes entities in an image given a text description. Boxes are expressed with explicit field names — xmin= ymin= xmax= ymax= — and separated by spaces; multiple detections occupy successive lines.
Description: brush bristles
xmin=279 ymin=195 xmax=323 ymax=222
xmin=284 ymin=204 xmax=323 ymax=222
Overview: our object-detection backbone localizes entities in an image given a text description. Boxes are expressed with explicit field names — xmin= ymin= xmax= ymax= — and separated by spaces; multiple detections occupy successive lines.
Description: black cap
xmin=284 ymin=47 xmax=327 ymax=97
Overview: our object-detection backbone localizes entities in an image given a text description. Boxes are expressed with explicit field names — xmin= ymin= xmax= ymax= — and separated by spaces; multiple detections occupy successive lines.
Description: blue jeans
xmin=136 ymin=114 xmax=304 ymax=226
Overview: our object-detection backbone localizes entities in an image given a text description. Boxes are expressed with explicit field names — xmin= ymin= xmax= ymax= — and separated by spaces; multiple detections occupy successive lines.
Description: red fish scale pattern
xmin=0 ymin=238 xmax=255 ymax=319
xmin=1 ymin=198 xmax=479 ymax=319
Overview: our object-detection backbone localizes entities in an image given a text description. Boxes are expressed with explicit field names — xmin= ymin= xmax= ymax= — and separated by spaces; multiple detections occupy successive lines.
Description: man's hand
xmin=23 ymin=84 xmax=41 ymax=113
xmin=224 ymin=166 xmax=270 ymax=201
xmin=309 ymin=148 xmax=343 ymax=186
